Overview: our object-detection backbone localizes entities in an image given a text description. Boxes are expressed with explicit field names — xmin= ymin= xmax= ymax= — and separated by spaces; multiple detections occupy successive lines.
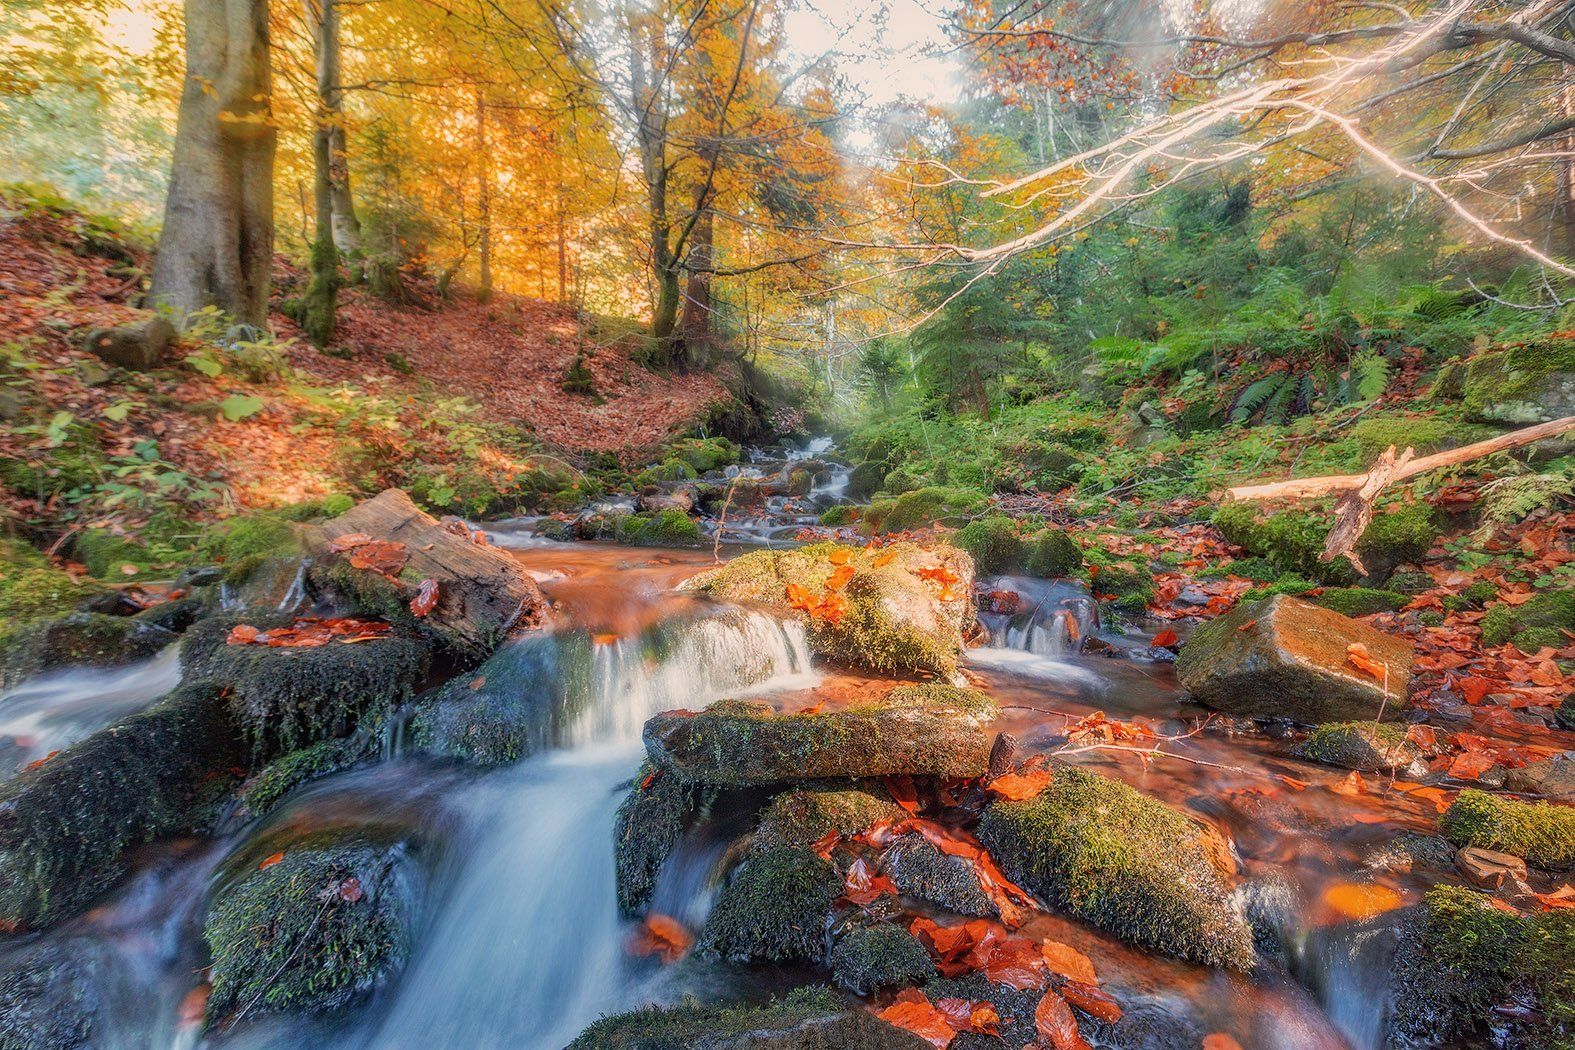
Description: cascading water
xmin=976 ymin=577 xmax=1101 ymax=657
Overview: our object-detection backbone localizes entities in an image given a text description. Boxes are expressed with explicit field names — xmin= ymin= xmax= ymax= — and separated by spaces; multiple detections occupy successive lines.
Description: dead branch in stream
xmin=1226 ymin=415 xmax=1575 ymax=572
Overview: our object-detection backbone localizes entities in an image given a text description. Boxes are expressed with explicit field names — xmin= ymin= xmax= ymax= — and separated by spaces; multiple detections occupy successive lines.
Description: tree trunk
xmin=476 ymin=89 xmax=493 ymax=303
xmin=679 ymin=201 xmax=713 ymax=352
xmin=151 ymin=0 xmax=276 ymax=328
xmin=302 ymin=0 xmax=341 ymax=347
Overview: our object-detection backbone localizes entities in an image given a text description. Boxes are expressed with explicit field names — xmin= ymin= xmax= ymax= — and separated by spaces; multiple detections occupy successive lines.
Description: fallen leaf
xmin=1034 ymin=989 xmax=1090 ymax=1050
xmin=1447 ymin=750 xmax=1498 ymax=781
xmin=1203 ymin=1035 xmax=1245 ymax=1050
xmin=628 ymin=914 xmax=692 ymax=963
xmin=1150 ymin=628 xmax=1179 ymax=648
xmin=1039 ymin=940 xmax=1096 ymax=984
xmin=410 ymin=578 xmax=440 ymax=617
xmin=259 ymin=851 xmax=285 ymax=870
xmin=1533 ymin=885 xmax=1575 ymax=910
xmin=989 ymin=768 xmax=1054 ymax=801
xmin=1332 ymin=770 xmax=1368 ymax=796
xmin=1060 ymin=980 xmax=1122 ymax=1024
xmin=876 ymin=991 xmax=955 ymax=1049
xmin=337 ymin=877 xmax=363 ymax=903
xmin=1323 ymin=882 xmax=1403 ymax=920
xmin=1346 ymin=642 xmax=1387 ymax=680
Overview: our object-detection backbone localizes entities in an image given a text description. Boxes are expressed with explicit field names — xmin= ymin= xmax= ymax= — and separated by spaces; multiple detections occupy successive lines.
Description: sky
xmin=782 ymin=0 xmax=964 ymax=108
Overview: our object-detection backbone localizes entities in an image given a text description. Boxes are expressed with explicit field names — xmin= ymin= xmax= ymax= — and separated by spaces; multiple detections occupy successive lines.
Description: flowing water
xmin=0 ymin=441 xmax=1453 ymax=1049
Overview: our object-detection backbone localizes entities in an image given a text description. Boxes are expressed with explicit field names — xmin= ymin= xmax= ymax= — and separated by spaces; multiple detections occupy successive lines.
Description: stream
xmin=0 ymin=439 xmax=1435 ymax=1049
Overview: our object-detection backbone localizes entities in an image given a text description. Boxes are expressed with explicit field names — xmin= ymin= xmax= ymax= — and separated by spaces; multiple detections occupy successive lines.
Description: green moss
xmin=181 ymin=616 xmax=431 ymax=764
xmin=698 ymin=845 xmax=841 ymax=963
xmin=1440 ymin=790 xmax=1575 ymax=868
xmin=952 ymin=516 xmax=1023 ymax=575
xmin=1090 ymin=557 xmax=1155 ymax=611
xmin=847 ymin=461 xmax=885 ymax=500
xmin=240 ymin=737 xmax=374 ymax=818
xmin=977 ymin=765 xmax=1253 ymax=969
xmin=1418 ymin=610 xmax=1445 ymax=627
xmin=0 ymin=684 xmax=243 ymax=930
xmin=618 ymin=509 xmax=703 ymax=547
xmin=614 ymin=763 xmax=702 ymax=917
xmin=272 ymin=494 xmax=355 ymax=522
xmin=818 ymin=505 xmax=859 ymax=527
xmin=1480 ymin=590 xmax=1575 ymax=646
xmin=1513 ymin=626 xmax=1568 ymax=652
xmin=1307 ymin=587 xmax=1408 ymax=617
xmin=1526 ymin=910 xmax=1575 ymax=1046
xmin=200 ymin=514 xmax=306 ymax=584
xmin=880 ymin=467 xmax=928 ymax=496
xmin=1443 ymin=580 xmax=1498 ymax=612
xmin=205 ymin=839 xmax=415 ymax=1022
xmin=72 ymin=529 xmax=160 ymax=579
xmin=830 ymin=924 xmax=935 ymax=996
xmin=562 ymin=353 xmax=597 ymax=396
xmin=883 ymin=833 xmax=994 ymax=917
xmin=1295 ymin=721 xmax=1416 ymax=771
xmin=1348 ymin=414 xmax=1494 ymax=464
xmin=754 ymin=786 xmax=905 ymax=853
xmin=669 ymin=436 xmax=739 ymax=474
xmin=568 ymin=987 xmax=879 ymax=1050
xmin=1391 ymin=885 xmax=1528 ymax=1044
xmin=0 ymin=540 xmax=107 ymax=648
xmin=1355 ymin=502 xmax=1438 ymax=572
xmin=864 ymin=486 xmax=987 ymax=533
xmin=1460 ymin=337 xmax=1575 ymax=423
xmin=1023 ymin=530 xmax=1082 ymax=578
xmin=1199 ymin=556 xmax=1279 ymax=583
xmin=1 ymin=612 xmax=176 ymax=689
xmin=884 ymin=683 xmax=998 ymax=721
xmin=1211 ymin=504 xmax=1355 ymax=585
xmin=786 ymin=468 xmax=812 ymax=497
xmin=634 ymin=459 xmax=698 ymax=487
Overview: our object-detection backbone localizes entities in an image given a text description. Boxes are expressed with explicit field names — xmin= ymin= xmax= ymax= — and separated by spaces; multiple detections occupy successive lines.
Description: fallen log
xmin=307 ymin=489 xmax=546 ymax=657
xmin=1226 ymin=415 xmax=1575 ymax=572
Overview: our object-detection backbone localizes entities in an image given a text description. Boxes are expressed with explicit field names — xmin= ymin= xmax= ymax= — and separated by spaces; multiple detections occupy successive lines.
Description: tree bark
xmin=302 ymin=0 xmax=342 ymax=347
xmin=151 ymin=0 xmax=276 ymax=328
xmin=476 ymin=88 xmax=493 ymax=303
xmin=679 ymin=200 xmax=713 ymax=350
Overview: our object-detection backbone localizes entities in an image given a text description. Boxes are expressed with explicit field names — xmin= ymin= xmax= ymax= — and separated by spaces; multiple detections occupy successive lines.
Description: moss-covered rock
xmin=787 ymin=468 xmax=813 ymax=497
xmin=670 ymin=436 xmax=740 ymax=474
xmin=847 ymin=461 xmax=886 ymax=500
xmin=181 ymin=616 xmax=431 ymax=764
xmin=864 ymin=487 xmax=988 ymax=533
xmin=1353 ymin=502 xmax=1437 ymax=580
xmin=0 ymin=612 xmax=177 ymax=689
xmin=1175 ymin=595 xmax=1412 ymax=723
xmin=642 ymin=690 xmax=995 ymax=787
xmin=205 ymin=837 xmax=418 ymax=1023
xmin=71 ymin=529 xmax=163 ymax=580
xmin=1210 ymin=504 xmax=1356 ymax=586
xmin=830 ymin=924 xmax=935 ymax=995
xmin=1390 ymin=885 xmax=1528 ymax=1045
xmin=0 ymin=539 xmax=107 ymax=649
xmin=635 ymin=459 xmax=699 ymax=487
xmin=239 ymin=736 xmax=376 ymax=819
xmin=615 ymin=763 xmax=703 ymax=917
xmin=1089 ymin=556 xmax=1155 ymax=611
xmin=682 ymin=542 xmax=974 ymax=677
xmin=753 ymin=786 xmax=906 ymax=852
xmin=1442 ymin=580 xmax=1498 ymax=612
xmin=1023 ymin=530 xmax=1082 ymax=579
xmin=1525 ymin=910 xmax=1575 ymax=1047
xmin=1348 ymin=414 xmax=1496 ymax=464
xmin=406 ymin=634 xmax=570 ymax=766
xmin=200 ymin=512 xmax=308 ymax=585
xmin=0 ymin=684 xmax=243 ymax=930
xmin=1480 ymin=589 xmax=1575 ymax=647
xmin=1307 ymin=587 xmax=1408 ymax=617
xmin=619 ymin=508 xmax=704 ymax=547
xmin=698 ymin=845 xmax=841 ymax=963
xmin=818 ymin=505 xmax=860 ymax=527
xmin=0 ymin=941 xmax=103 ymax=1050
xmin=883 ymin=833 xmax=995 ymax=917
xmin=1293 ymin=721 xmax=1421 ymax=772
xmin=567 ymin=986 xmax=928 ymax=1049
xmin=1459 ymin=337 xmax=1575 ymax=424
xmin=952 ymin=517 xmax=1023 ymax=575
xmin=977 ymin=766 xmax=1253 ymax=969
xmin=1440 ymin=789 xmax=1575 ymax=869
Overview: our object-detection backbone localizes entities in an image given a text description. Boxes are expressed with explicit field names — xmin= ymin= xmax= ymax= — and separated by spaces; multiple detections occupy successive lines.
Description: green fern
xmin=1231 ymin=374 xmax=1286 ymax=423
xmin=1474 ymin=472 xmax=1575 ymax=537
xmin=1350 ymin=351 xmax=1390 ymax=402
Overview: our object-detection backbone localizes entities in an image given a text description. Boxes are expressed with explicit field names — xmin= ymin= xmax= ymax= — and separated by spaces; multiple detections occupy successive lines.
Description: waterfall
xmin=978 ymin=578 xmax=1100 ymax=656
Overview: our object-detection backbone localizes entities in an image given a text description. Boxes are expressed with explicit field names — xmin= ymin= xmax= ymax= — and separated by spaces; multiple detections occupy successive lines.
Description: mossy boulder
xmin=181 ymin=616 xmax=431 ymax=764
xmin=1175 ymin=595 xmax=1412 ymax=723
xmin=200 ymin=512 xmax=308 ymax=586
xmin=1526 ymin=910 xmax=1575 ymax=1046
xmin=698 ymin=845 xmax=842 ymax=963
xmin=614 ymin=763 xmax=702 ymax=917
xmin=1023 ymin=530 xmax=1082 ymax=579
xmin=239 ymin=736 xmax=376 ymax=819
xmin=0 ymin=612 xmax=177 ymax=689
xmin=864 ymin=487 xmax=988 ymax=533
xmin=0 ymin=941 xmax=104 ymax=1050
xmin=1480 ymin=589 xmax=1575 ymax=647
xmin=568 ymin=986 xmax=928 ymax=1049
xmin=1210 ymin=504 xmax=1356 ymax=586
xmin=847 ymin=461 xmax=886 ymax=500
xmin=1353 ymin=502 xmax=1437 ymax=580
xmin=1348 ymin=414 xmax=1495 ymax=464
xmin=71 ymin=528 xmax=166 ymax=580
xmin=642 ymin=689 xmax=995 ymax=787
xmin=670 ymin=436 xmax=740 ymax=474
xmin=1458 ymin=337 xmax=1575 ymax=424
xmin=818 ymin=505 xmax=859 ymax=527
xmin=635 ymin=459 xmax=699 ymax=487
xmin=1390 ymin=885 xmax=1528 ymax=1045
xmin=0 ymin=684 xmax=243 ymax=930
xmin=753 ymin=785 xmax=906 ymax=852
xmin=1089 ymin=556 xmax=1155 ymax=611
xmin=1440 ymin=789 xmax=1575 ymax=869
xmin=619 ymin=508 xmax=704 ymax=547
xmin=0 ymin=540 xmax=107 ymax=648
xmin=205 ymin=837 xmax=419 ymax=1023
xmin=977 ymin=765 xmax=1253 ymax=969
xmin=82 ymin=317 xmax=174 ymax=371
xmin=1307 ymin=587 xmax=1408 ymax=617
xmin=787 ymin=468 xmax=813 ymax=497
xmin=681 ymin=542 xmax=974 ymax=677
xmin=952 ymin=516 xmax=1023 ymax=575
xmin=1293 ymin=721 xmax=1421 ymax=772
xmin=407 ymin=634 xmax=573 ymax=766
xmin=830 ymin=924 xmax=935 ymax=995
xmin=883 ymin=832 xmax=995 ymax=917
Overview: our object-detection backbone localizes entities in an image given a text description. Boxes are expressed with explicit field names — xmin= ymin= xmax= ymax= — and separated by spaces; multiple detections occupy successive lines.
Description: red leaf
xmin=876 ymin=992 xmax=956 ymax=1048
xmin=227 ymin=624 xmax=261 ymax=645
xmin=988 ymin=768 xmax=1053 ymax=801
xmin=410 ymin=578 xmax=440 ymax=617
xmin=259 ymin=851 xmax=285 ymax=870
xmin=1447 ymin=751 xmax=1497 ymax=781
xmin=1034 ymin=989 xmax=1090 ymax=1050
xmin=337 ymin=877 xmax=363 ymax=903
xmin=628 ymin=914 xmax=692 ymax=963
xmin=1039 ymin=940 xmax=1096 ymax=984
xmin=1346 ymin=642 xmax=1388 ymax=680
xmin=1203 ymin=1035 xmax=1245 ymax=1050
xmin=1060 ymin=981 xmax=1122 ymax=1024
xmin=1150 ymin=627 xmax=1179 ymax=648
xmin=884 ymin=775 xmax=920 ymax=815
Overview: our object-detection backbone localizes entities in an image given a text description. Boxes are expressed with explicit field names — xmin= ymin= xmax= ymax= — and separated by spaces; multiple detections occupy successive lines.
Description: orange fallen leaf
xmin=1039 ymin=939 xmax=1097 ymax=984
xmin=1203 ymin=1035 xmax=1245 ymax=1050
xmin=1332 ymin=770 xmax=1368 ymax=796
xmin=593 ymin=632 xmax=620 ymax=645
xmin=1060 ymin=980 xmax=1122 ymax=1024
xmin=876 ymin=990 xmax=955 ymax=1049
xmin=259 ymin=851 xmax=285 ymax=870
xmin=1035 ymin=989 xmax=1091 ymax=1050
xmin=628 ymin=914 xmax=692 ymax=963
xmin=1533 ymin=885 xmax=1575 ymax=910
xmin=988 ymin=768 xmax=1053 ymax=801
xmin=828 ymin=549 xmax=851 ymax=565
xmin=1346 ymin=642 xmax=1387 ymax=680
xmin=1447 ymin=751 xmax=1498 ymax=781
xmin=872 ymin=549 xmax=898 ymax=568
xmin=1150 ymin=627 xmax=1179 ymax=648
xmin=1323 ymin=882 xmax=1403 ymax=920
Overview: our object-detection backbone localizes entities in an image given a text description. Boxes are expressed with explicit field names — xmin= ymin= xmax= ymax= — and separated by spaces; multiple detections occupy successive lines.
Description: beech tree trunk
xmin=476 ymin=89 xmax=493 ymax=303
xmin=302 ymin=0 xmax=343 ymax=346
xmin=152 ymin=0 xmax=276 ymax=328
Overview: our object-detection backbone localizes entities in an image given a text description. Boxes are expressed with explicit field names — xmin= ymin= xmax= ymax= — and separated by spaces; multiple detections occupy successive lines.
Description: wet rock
xmin=567 ymin=986 xmax=929 ymax=1049
xmin=847 ymin=461 xmax=885 ymax=500
xmin=238 ymin=736 xmax=377 ymax=820
xmin=638 ymin=489 xmax=696 ymax=515
xmin=0 ymin=612 xmax=177 ymax=689
xmin=1390 ymin=884 xmax=1528 ymax=1046
xmin=131 ymin=595 xmax=208 ymax=634
xmin=698 ymin=845 xmax=841 ymax=963
xmin=883 ymin=833 xmax=995 ymax=917
xmin=0 ymin=684 xmax=244 ymax=930
xmin=830 ymin=924 xmax=935 ymax=995
xmin=407 ymin=633 xmax=571 ymax=766
xmin=977 ymin=765 xmax=1253 ymax=970
xmin=0 ymin=941 xmax=104 ymax=1049
xmin=753 ymin=785 xmax=906 ymax=852
xmin=1175 ymin=595 xmax=1412 ymax=723
xmin=916 ymin=974 xmax=1043 ymax=1049
xmin=1362 ymin=832 xmax=1456 ymax=875
xmin=615 ymin=763 xmax=702 ymax=917
xmin=230 ymin=556 xmax=311 ymax=613
xmin=681 ymin=541 xmax=975 ymax=677
xmin=181 ymin=616 xmax=431 ymax=765
xmin=1292 ymin=721 xmax=1424 ymax=773
xmin=1504 ymin=751 xmax=1575 ymax=800
xmin=1439 ymin=789 xmax=1575 ymax=869
xmin=82 ymin=317 xmax=175 ymax=371
xmin=643 ymin=687 xmax=996 ymax=787
xmin=1454 ymin=846 xmax=1528 ymax=890
xmin=787 ymin=468 xmax=813 ymax=497
xmin=204 ymin=837 xmax=419 ymax=1023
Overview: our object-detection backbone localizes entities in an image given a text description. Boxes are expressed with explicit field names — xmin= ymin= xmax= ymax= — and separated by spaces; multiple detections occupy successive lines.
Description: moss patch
xmin=1294 ymin=721 xmax=1418 ymax=771
xmin=864 ymin=487 xmax=988 ymax=533
xmin=1460 ymin=337 xmax=1575 ymax=423
xmin=1480 ymin=589 xmax=1575 ymax=647
xmin=697 ymin=845 xmax=841 ymax=963
xmin=1307 ymin=587 xmax=1408 ymax=617
xmin=1390 ymin=885 xmax=1528 ymax=1045
xmin=567 ymin=987 xmax=922 ymax=1050
xmin=0 ymin=539 xmax=108 ymax=649
xmin=1024 ymin=530 xmax=1082 ymax=578
xmin=1354 ymin=502 xmax=1437 ymax=576
xmin=614 ymin=763 xmax=706 ymax=917
xmin=977 ymin=765 xmax=1253 ymax=969
xmin=830 ymin=924 xmax=935 ymax=995
xmin=952 ymin=516 xmax=1023 ymax=575
xmin=1 ymin=612 xmax=176 ymax=689
xmin=240 ymin=736 xmax=376 ymax=819
xmin=1440 ymin=789 xmax=1575 ymax=869
xmin=884 ymin=833 xmax=995 ymax=917
xmin=754 ymin=785 xmax=905 ymax=852
xmin=619 ymin=509 xmax=703 ymax=547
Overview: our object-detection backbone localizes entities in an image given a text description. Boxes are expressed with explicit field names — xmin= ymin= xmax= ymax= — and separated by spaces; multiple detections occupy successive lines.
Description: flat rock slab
xmin=643 ymin=686 xmax=996 ymax=786
xmin=1176 ymin=594 xmax=1412 ymax=723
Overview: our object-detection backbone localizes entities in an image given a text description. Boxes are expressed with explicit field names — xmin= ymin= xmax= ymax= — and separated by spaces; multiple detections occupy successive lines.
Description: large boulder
xmin=977 ymin=765 xmax=1254 ymax=970
xmin=1457 ymin=337 xmax=1575 ymax=424
xmin=1389 ymin=885 xmax=1529 ymax=1045
xmin=642 ymin=685 xmax=996 ymax=787
xmin=0 ymin=684 xmax=244 ymax=930
xmin=680 ymin=542 xmax=974 ymax=677
xmin=82 ymin=317 xmax=175 ymax=371
xmin=1175 ymin=595 xmax=1412 ymax=722
xmin=614 ymin=763 xmax=698 ymax=918
xmin=0 ymin=612 xmax=177 ymax=689
xmin=204 ymin=836 xmax=420 ymax=1025
xmin=1439 ymin=789 xmax=1575 ymax=869
xmin=567 ymin=986 xmax=929 ymax=1049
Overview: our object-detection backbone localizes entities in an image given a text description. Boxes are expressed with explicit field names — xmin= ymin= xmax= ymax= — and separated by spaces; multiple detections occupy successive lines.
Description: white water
xmin=339 ymin=611 xmax=815 ymax=1049
xmin=0 ymin=646 xmax=183 ymax=777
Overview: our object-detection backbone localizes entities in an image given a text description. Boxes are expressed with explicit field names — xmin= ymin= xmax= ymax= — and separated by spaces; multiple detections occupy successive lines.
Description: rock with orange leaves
xmin=1176 ymin=594 xmax=1412 ymax=723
